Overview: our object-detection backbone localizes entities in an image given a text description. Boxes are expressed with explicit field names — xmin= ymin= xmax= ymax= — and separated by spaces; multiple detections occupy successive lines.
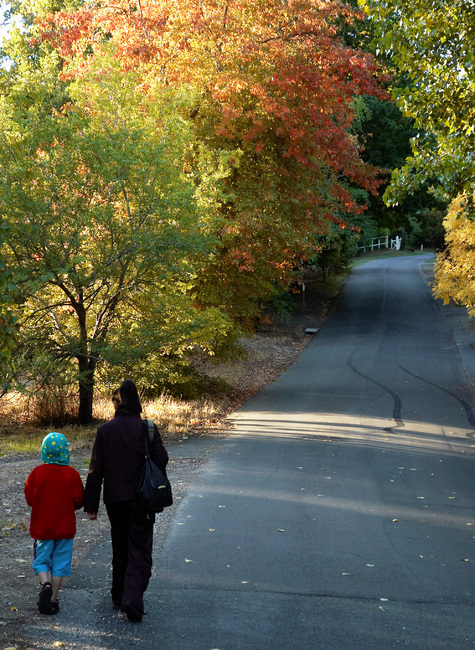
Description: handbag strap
xmin=142 ymin=419 xmax=154 ymax=457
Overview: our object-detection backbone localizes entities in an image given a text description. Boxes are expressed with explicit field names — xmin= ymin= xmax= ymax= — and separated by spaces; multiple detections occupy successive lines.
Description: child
xmin=25 ymin=432 xmax=84 ymax=615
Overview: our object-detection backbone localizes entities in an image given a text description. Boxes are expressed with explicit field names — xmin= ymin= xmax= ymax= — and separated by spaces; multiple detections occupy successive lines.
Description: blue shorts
xmin=32 ymin=539 xmax=74 ymax=577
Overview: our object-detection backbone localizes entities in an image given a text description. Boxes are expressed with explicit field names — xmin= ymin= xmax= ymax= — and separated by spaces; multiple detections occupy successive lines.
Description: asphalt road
xmin=27 ymin=255 xmax=475 ymax=649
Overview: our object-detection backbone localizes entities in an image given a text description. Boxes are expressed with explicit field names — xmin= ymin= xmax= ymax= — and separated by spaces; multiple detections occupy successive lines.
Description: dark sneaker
xmin=38 ymin=582 xmax=52 ymax=615
xmin=123 ymin=601 xmax=142 ymax=623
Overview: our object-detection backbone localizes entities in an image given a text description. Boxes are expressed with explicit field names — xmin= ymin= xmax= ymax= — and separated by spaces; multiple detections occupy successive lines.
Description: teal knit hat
xmin=41 ymin=432 xmax=70 ymax=466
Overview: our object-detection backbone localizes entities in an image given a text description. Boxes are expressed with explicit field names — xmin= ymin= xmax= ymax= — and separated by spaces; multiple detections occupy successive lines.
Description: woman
xmin=84 ymin=379 xmax=169 ymax=622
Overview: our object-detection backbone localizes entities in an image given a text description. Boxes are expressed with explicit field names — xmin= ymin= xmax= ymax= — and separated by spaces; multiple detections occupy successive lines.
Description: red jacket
xmin=25 ymin=464 xmax=84 ymax=540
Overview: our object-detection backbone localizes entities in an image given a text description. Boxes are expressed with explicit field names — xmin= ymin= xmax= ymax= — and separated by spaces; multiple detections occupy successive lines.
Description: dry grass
xmin=140 ymin=393 xmax=231 ymax=437
xmin=0 ymin=390 xmax=233 ymax=457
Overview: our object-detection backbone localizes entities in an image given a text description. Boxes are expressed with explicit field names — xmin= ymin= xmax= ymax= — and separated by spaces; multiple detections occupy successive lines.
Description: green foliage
xmin=351 ymin=95 xmax=447 ymax=237
xmin=361 ymin=0 xmax=475 ymax=198
xmin=0 ymin=222 xmax=16 ymax=382
xmin=0 ymin=53 xmax=235 ymax=422
xmin=406 ymin=209 xmax=445 ymax=251
xmin=308 ymin=224 xmax=355 ymax=282
xmin=352 ymin=95 xmax=414 ymax=170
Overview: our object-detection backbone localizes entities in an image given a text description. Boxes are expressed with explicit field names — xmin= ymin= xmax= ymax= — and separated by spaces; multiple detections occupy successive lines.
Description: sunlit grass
xmin=352 ymin=248 xmax=435 ymax=268
xmin=0 ymin=390 xmax=232 ymax=457
xmin=142 ymin=393 xmax=231 ymax=437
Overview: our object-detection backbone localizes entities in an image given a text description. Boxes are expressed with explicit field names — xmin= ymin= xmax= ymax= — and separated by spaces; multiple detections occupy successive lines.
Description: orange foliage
xmin=39 ymin=0 xmax=389 ymax=321
xmin=42 ymin=0 xmax=386 ymax=197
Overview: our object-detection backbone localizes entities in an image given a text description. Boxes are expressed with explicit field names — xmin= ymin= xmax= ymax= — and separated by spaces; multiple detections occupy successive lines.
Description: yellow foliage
xmin=434 ymin=193 xmax=475 ymax=316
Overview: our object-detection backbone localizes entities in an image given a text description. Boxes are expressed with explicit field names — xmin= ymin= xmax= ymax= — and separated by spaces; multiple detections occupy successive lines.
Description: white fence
xmin=356 ymin=235 xmax=389 ymax=252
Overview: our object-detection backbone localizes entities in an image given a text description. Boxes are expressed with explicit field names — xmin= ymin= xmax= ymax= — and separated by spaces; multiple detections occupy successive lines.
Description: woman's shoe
xmin=123 ymin=601 xmax=142 ymax=623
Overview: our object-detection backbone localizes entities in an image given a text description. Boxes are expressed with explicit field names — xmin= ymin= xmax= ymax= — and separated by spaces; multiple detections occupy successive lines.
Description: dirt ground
xmin=0 ymin=275 xmax=340 ymax=648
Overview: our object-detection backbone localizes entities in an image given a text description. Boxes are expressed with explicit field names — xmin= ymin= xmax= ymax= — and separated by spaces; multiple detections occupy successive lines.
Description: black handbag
xmin=136 ymin=419 xmax=173 ymax=512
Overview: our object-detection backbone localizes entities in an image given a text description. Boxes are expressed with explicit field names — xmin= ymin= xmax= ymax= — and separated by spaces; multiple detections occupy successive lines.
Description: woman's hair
xmin=118 ymin=379 xmax=143 ymax=414
xmin=112 ymin=389 xmax=121 ymax=406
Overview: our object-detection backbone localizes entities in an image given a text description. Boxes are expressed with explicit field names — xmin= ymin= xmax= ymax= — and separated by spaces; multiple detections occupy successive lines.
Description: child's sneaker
xmin=38 ymin=582 xmax=52 ymax=615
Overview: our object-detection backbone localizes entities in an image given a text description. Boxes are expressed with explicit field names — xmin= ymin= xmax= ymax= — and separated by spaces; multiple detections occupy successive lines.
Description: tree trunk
xmin=77 ymin=357 xmax=96 ymax=425
xmin=73 ymin=299 xmax=97 ymax=425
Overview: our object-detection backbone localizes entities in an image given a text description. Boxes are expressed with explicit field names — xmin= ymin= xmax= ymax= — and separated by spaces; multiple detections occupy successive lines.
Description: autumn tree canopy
xmin=0 ymin=0 xmax=390 ymax=420
xmin=43 ymin=0 xmax=387 ymax=315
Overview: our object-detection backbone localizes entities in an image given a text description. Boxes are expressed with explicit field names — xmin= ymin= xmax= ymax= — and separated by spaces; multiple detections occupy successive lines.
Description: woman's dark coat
xmin=83 ymin=406 xmax=169 ymax=514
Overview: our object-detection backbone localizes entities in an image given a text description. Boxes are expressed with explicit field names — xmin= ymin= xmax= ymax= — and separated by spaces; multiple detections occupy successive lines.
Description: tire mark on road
xmin=347 ymin=358 xmax=404 ymax=430
xmin=398 ymin=364 xmax=475 ymax=429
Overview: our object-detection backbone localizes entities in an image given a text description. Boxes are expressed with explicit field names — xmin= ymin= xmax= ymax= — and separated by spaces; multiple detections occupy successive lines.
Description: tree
xmin=351 ymin=95 xmax=447 ymax=245
xmin=433 ymin=194 xmax=475 ymax=316
xmin=0 ymin=54 xmax=233 ymax=423
xmin=0 ymin=0 xmax=392 ymax=420
xmin=0 ymin=223 xmax=16 ymax=381
xmin=42 ymin=0 xmax=389 ymax=323
xmin=361 ymin=0 xmax=475 ymax=199
xmin=310 ymin=223 xmax=355 ymax=282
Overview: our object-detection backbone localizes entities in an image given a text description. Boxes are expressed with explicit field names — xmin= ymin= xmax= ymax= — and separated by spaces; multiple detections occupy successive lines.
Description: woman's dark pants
xmin=106 ymin=501 xmax=155 ymax=615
